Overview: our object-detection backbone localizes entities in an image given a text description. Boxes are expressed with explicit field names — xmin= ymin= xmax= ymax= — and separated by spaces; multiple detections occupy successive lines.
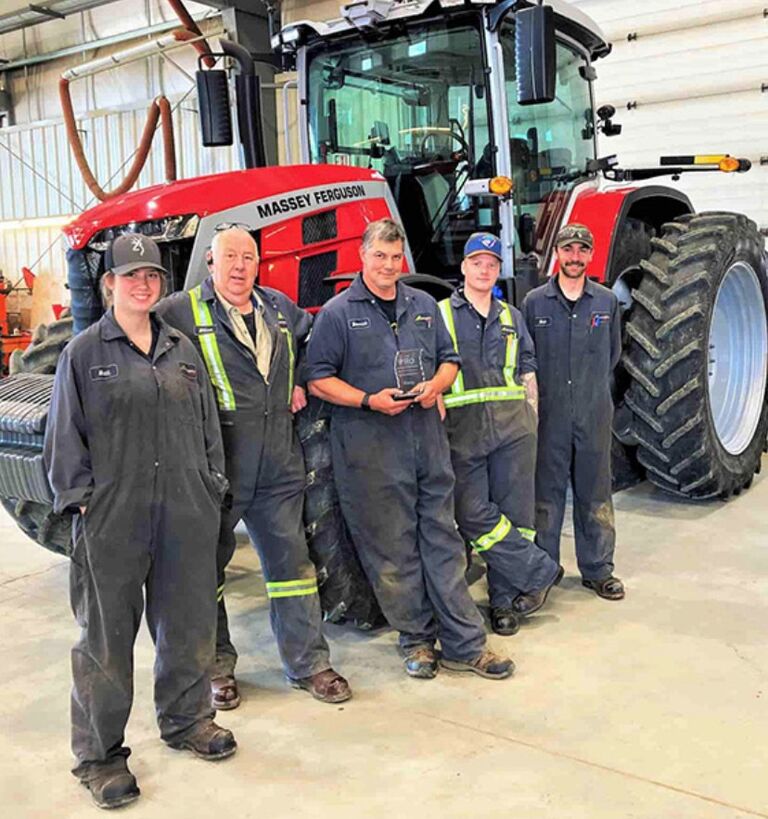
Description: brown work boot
xmin=401 ymin=645 xmax=439 ymax=679
xmin=167 ymin=719 xmax=237 ymax=760
xmin=77 ymin=757 xmax=140 ymax=809
xmin=289 ymin=668 xmax=352 ymax=703
xmin=440 ymin=649 xmax=515 ymax=679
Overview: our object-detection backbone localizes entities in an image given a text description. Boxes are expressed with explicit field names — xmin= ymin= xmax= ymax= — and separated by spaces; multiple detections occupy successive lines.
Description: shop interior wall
xmin=572 ymin=0 xmax=767 ymax=237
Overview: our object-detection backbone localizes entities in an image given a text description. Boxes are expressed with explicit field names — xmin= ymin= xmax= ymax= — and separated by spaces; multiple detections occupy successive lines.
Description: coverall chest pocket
xmin=408 ymin=320 xmax=436 ymax=376
xmin=588 ymin=313 xmax=611 ymax=357
xmin=166 ymin=364 xmax=203 ymax=427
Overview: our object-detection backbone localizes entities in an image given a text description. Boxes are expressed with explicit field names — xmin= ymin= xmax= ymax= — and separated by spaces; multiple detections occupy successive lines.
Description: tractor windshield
xmin=305 ymin=11 xmax=597 ymax=280
xmin=497 ymin=18 xmax=596 ymax=256
xmin=306 ymin=14 xmax=493 ymax=278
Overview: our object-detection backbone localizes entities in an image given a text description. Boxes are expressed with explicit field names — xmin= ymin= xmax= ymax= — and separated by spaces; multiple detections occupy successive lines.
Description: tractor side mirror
xmin=515 ymin=5 xmax=556 ymax=106
xmin=196 ymin=63 xmax=233 ymax=147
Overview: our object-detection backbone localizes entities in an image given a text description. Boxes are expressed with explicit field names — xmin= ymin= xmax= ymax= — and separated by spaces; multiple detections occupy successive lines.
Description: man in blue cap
xmin=439 ymin=233 xmax=563 ymax=635
xmin=522 ymin=223 xmax=624 ymax=601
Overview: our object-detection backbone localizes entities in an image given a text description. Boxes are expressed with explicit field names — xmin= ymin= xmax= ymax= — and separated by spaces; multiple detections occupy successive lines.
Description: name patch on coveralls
xmin=89 ymin=364 xmax=118 ymax=381
xmin=500 ymin=325 xmax=517 ymax=337
xmin=534 ymin=316 xmax=551 ymax=328
xmin=348 ymin=318 xmax=371 ymax=330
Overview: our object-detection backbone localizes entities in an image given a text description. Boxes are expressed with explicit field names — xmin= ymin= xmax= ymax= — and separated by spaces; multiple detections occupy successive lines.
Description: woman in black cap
xmin=45 ymin=233 xmax=236 ymax=809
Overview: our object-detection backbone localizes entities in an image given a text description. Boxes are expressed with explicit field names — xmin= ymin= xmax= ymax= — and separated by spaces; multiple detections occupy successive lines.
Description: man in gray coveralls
xmin=522 ymin=224 xmax=625 ymax=601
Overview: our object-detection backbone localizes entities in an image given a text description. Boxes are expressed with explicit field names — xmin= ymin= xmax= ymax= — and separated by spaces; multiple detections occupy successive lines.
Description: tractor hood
xmin=63 ymin=165 xmax=384 ymax=250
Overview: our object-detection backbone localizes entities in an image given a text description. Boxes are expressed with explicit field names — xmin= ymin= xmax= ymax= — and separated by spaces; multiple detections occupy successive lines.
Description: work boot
xmin=77 ymin=757 xmax=140 ymax=810
xmin=288 ymin=668 xmax=352 ymax=703
xmin=440 ymin=649 xmax=515 ymax=680
xmin=512 ymin=565 xmax=565 ymax=616
xmin=401 ymin=645 xmax=438 ymax=679
xmin=490 ymin=607 xmax=520 ymax=636
xmin=167 ymin=719 xmax=237 ymax=761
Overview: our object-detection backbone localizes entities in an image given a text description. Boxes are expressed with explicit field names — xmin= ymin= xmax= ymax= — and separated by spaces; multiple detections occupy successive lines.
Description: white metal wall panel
xmin=571 ymin=0 xmax=768 ymax=233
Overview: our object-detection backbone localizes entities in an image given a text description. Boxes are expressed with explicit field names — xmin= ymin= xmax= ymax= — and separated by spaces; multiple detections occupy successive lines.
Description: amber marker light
xmin=718 ymin=156 xmax=741 ymax=173
xmin=489 ymin=176 xmax=514 ymax=196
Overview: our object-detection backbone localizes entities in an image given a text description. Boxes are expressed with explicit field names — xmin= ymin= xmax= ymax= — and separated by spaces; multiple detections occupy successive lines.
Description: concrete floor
xmin=1 ymin=471 xmax=767 ymax=819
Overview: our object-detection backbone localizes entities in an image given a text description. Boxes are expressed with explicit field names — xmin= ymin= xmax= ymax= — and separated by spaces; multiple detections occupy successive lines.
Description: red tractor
xmin=1 ymin=1 xmax=766 ymax=621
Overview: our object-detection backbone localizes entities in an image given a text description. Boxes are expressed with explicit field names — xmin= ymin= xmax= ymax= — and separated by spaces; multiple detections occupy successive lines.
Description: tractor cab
xmin=279 ymin=0 xmax=610 ymax=293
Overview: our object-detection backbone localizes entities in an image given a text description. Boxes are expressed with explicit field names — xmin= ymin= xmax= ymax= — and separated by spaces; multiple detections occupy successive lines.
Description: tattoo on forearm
xmin=523 ymin=372 xmax=538 ymax=414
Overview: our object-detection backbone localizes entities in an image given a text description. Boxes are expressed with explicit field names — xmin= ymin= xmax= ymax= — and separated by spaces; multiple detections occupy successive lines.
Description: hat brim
xmin=111 ymin=261 xmax=168 ymax=277
xmin=464 ymin=249 xmax=503 ymax=261
xmin=555 ymin=239 xmax=593 ymax=250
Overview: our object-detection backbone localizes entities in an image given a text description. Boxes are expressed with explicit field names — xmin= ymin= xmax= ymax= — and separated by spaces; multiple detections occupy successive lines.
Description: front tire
xmin=622 ymin=212 xmax=768 ymax=499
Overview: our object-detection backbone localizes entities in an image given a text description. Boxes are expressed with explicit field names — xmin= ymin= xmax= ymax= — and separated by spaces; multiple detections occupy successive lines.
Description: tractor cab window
xmin=498 ymin=20 xmax=596 ymax=257
xmin=306 ymin=16 xmax=494 ymax=280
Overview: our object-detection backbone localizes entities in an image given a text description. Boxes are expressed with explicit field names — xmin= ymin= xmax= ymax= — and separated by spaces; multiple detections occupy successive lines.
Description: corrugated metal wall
xmin=572 ymin=0 xmax=768 ymax=234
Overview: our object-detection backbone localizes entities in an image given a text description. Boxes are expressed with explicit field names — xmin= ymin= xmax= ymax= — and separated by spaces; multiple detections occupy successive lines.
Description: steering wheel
xmin=419 ymin=130 xmax=470 ymax=163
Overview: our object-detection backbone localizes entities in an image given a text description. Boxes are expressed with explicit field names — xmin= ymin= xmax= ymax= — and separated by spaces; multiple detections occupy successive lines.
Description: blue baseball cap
xmin=463 ymin=232 xmax=502 ymax=261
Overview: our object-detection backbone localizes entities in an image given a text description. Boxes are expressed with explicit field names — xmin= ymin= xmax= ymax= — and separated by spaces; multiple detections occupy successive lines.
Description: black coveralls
xmin=522 ymin=276 xmax=621 ymax=580
xmin=440 ymin=290 xmax=560 ymax=607
xmin=44 ymin=310 xmax=226 ymax=773
xmin=305 ymin=275 xmax=486 ymax=662
xmin=156 ymin=278 xmax=331 ymax=681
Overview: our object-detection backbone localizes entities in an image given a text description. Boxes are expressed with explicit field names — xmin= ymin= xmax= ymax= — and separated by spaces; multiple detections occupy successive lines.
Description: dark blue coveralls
xmin=156 ymin=277 xmax=332 ymax=681
xmin=44 ymin=309 xmax=226 ymax=774
xmin=305 ymin=275 xmax=487 ymax=662
xmin=439 ymin=289 xmax=561 ymax=607
xmin=521 ymin=276 xmax=621 ymax=580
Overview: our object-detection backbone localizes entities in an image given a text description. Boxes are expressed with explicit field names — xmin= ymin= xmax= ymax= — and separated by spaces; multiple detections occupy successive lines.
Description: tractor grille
xmin=302 ymin=210 xmax=337 ymax=245
xmin=298 ymin=251 xmax=337 ymax=309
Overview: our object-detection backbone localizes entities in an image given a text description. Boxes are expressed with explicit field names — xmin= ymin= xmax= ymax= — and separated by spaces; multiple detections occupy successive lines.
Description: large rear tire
xmin=622 ymin=212 xmax=768 ymax=499
xmin=1 ymin=315 xmax=75 ymax=556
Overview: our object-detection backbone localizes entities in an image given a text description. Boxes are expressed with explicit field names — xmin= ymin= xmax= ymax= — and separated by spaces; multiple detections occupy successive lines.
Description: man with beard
xmin=521 ymin=224 xmax=625 ymax=601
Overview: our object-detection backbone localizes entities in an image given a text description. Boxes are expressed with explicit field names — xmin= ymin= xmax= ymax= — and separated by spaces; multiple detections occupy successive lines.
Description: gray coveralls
xmin=44 ymin=310 xmax=226 ymax=774
xmin=521 ymin=276 xmax=621 ymax=580
xmin=439 ymin=290 xmax=561 ymax=607
xmin=156 ymin=278 xmax=331 ymax=681
xmin=305 ymin=275 xmax=486 ymax=662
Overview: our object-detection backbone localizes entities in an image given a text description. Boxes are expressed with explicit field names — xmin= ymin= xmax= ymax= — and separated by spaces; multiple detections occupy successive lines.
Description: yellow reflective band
xmin=216 ymin=583 xmax=225 ymax=602
xmin=277 ymin=310 xmax=294 ymax=406
xmin=472 ymin=515 xmax=512 ymax=552
xmin=519 ymin=527 xmax=536 ymax=542
xmin=438 ymin=299 xmax=464 ymax=394
xmin=265 ymin=578 xmax=319 ymax=599
xmin=189 ymin=286 xmax=236 ymax=411
xmin=439 ymin=298 xmax=525 ymax=408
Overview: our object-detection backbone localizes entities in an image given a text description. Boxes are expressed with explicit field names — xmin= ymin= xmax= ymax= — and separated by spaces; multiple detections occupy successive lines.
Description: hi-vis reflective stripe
xmin=189 ymin=286 xmax=236 ymax=411
xmin=519 ymin=528 xmax=536 ymax=543
xmin=472 ymin=515 xmax=512 ymax=552
xmin=438 ymin=299 xmax=525 ymax=408
xmin=265 ymin=578 xmax=319 ymax=599
xmin=217 ymin=582 xmax=225 ymax=603
xmin=277 ymin=310 xmax=294 ymax=406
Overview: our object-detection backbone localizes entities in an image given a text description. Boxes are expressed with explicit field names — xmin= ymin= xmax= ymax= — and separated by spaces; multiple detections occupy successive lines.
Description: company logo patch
xmin=534 ymin=316 xmax=551 ymax=328
xmin=414 ymin=314 xmax=433 ymax=328
xmin=349 ymin=318 xmax=371 ymax=330
xmin=179 ymin=362 xmax=198 ymax=380
xmin=591 ymin=311 xmax=611 ymax=328
xmin=89 ymin=364 xmax=118 ymax=381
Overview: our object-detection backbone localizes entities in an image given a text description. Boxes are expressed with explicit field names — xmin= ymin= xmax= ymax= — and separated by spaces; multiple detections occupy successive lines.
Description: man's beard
xmin=561 ymin=263 xmax=585 ymax=279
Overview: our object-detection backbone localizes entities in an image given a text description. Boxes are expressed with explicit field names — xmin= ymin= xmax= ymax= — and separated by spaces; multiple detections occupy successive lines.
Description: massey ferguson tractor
xmin=1 ymin=0 xmax=766 ymax=623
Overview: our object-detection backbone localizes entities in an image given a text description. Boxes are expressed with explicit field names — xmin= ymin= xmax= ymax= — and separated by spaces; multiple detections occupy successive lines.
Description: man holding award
xmin=306 ymin=218 xmax=513 ymax=681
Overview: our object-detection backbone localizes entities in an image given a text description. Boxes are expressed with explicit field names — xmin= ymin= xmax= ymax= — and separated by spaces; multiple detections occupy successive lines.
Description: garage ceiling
xmin=0 ymin=1 xmax=123 ymax=35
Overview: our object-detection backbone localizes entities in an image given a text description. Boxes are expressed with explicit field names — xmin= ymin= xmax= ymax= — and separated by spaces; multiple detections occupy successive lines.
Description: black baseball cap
xmin=105 ymin=233 xmax=167 ymax=276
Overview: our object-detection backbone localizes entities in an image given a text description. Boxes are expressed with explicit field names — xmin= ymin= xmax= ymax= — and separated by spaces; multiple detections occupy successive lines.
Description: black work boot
xmin=77 ymin=757 xmax=140 ymax=810
xmin=490 ymin=607 xmax=520 ymax=636
xmin=167 ymin=719 xmax=237 ymax=760
xmin=401 ymin=645 xmax=438 ymax=679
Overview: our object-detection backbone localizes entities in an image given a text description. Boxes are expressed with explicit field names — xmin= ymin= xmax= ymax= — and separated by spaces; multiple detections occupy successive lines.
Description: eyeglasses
xmin=214 ymin=222 xmax=253 ymax=233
